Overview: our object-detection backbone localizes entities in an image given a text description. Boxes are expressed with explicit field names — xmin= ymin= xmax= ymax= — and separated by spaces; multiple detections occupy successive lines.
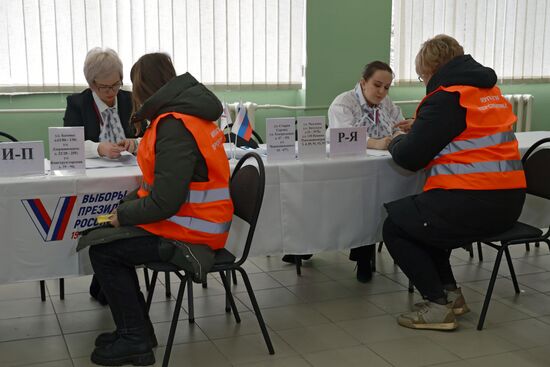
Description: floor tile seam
xmin=271 ymin=328 xmax=362 ymax=356
xmin=355 ymin=341 xmax=408 ymax=367
xmin=0 ymin=309 xmax=57 ymax=321
xmin=15 ymin=357 xmax=73 ymax=367
xmin=424 ymin=328 xmax=526 ymax=357
xmin=209 ymin=331 xmax=294 ymax=365
xmin=368 ymin=334 xmax=465 ymax=364
xmin=27 ymin=296 xmax=73 ymax=365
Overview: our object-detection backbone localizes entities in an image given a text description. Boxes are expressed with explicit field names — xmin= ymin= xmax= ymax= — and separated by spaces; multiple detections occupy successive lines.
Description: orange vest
xmin=136 ymin=112 xmax=233 ymax=249
xmin=418 ymin=85 xmax=526 ymax=191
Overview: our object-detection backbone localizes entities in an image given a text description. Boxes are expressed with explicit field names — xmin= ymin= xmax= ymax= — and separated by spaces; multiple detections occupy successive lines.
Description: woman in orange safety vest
xmin=382 ymin=35 xmax=526 ymax=332
xmin=86 ymin=53 xmax=231 ymax=366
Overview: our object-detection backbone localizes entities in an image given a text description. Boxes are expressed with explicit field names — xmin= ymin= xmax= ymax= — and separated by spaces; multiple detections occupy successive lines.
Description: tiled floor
xmin=2 ymin=245 xmax=550 ymax=366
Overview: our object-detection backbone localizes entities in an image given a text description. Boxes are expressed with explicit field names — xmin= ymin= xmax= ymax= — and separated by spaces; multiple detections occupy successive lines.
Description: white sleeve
xmin=389 ymin=99 xmax=404 ymax=122
xmin=328 ymin=102 xmax=356 ymax=129
xmin=133 ymin=137 xmax=141 ymax=155
xmin=327 ymin=101 xmax=369 ymax=144
xmin=387 ymin=99 xmax=405 ymax=133
xmin=85 ymin=140 xmax=100 ymax=158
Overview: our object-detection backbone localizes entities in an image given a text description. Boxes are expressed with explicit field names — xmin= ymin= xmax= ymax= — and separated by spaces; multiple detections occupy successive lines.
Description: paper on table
xmin=224 ymin=143 xmax=267 ymax=159
xmin=366 ymin=149 xmax=391 ymax=157
xmin=86 ymin=151 xmax=138 ymax=169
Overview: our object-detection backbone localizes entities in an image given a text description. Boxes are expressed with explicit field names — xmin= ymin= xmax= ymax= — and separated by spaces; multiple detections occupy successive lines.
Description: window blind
xmin=0 ymin=0 xmax=305 ymax=91
xmin=391 ymin=0 xmax=550 ymax=83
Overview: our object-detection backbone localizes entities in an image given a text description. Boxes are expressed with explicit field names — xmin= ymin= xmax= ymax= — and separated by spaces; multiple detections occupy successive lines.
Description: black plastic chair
xmin=0 ymin=131 xmax=18 ymax=142
xmin=475 ymin=137 xmax=550 ymax=330
xmin=0 ymin=131 xmax=66 ymax=302
xmin=144 ymin=152 xmax=274 ymax=366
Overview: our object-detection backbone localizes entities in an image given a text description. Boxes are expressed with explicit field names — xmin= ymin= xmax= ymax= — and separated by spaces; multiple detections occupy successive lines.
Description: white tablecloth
xmin=1 ymin=131 xmax=549 ymax=284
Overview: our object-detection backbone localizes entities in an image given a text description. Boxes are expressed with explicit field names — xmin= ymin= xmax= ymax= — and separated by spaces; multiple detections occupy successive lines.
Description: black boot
xmin=350 ymin=245 xmax=375 ymax=283
xmin=356 ymin=259 xmax=373 ymax=283
xmin=94 ymin=326 xmax=158 ymax=348
xmin=91 ymin=331 xmax=155 ymax=366
xmin=282 ymin=254 xmax=313 ymax=264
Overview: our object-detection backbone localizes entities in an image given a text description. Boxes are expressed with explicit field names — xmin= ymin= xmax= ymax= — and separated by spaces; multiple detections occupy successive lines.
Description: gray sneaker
xmin=414 ymin=288 xmax=470 ymax=316
xmin=398 ymin=302 xmax=458 ymax=330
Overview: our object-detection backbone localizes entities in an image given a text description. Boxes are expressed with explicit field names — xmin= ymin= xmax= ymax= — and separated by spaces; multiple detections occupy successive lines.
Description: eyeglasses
xmin=95 ymin=81 xmax=123 ymax=93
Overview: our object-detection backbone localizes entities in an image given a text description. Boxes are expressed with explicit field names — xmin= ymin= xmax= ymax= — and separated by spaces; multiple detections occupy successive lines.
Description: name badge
xmin=0 ymin=141 xmax=45 ymax=177
xmin=329 ymin=127 xmax=367 ymax=157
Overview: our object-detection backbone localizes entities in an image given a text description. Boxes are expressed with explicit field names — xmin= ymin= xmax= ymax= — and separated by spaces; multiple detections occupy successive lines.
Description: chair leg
xmin=164 ymin=272 xmax=171 ymax=298
xmin=477 ymin=242 xmax=483 ymax=262
xmin=220 ymin=271 xmax=241 ymax=323
xmin=468 ymin=244 xmax=474 ymax=258
xmin=371 ymin=248 xmax=376 ymax=273
xmin=145 ymin=271 xmax=159 ymax=312
xmin=224 ymin=271 xmax=232 ymax=312
xmin=504 ymin=246 xmax=520 ymax=293
xmin=377 ymin=241 xmax=384 ymax=253
xmin=535 ymin=242 xmax=540 ymax=248
xmin=187 ymin=277 xmax=194 ymax=323
xmin=295 ymin=256 xmax=302 ymax=276
xmin=525 ymin=242 xmax=531 ymax=251
xmin=161 ymin=276 xmax=188 ymax=367
xmin=236 ymin=267 xmax=274 ymax=354
xmin=59 ymin=278 xmax=65 ymax=300
xmin=232 ymin=269 xmax=238 ymax=285
xmin=202 ymin=279 xmax=208 ymax=288
xmin=40 ymin=280 xmax=46 ymax=301
xmin=408 ymin=279 xmax=414 ymax=293
xmin=143 ymin=268 xmax=151 ymax=291
xmin=477 ymin=248 xmax=504 ymax=330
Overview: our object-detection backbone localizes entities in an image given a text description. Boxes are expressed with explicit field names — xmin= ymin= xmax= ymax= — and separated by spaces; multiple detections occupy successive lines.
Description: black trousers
xmin=382 ymin=217 xmax=456 ymax=301
xmin=89 ymin=236 xmax=163 ymax=334
xmin=349 ymin=244 xmax=375 ymax=263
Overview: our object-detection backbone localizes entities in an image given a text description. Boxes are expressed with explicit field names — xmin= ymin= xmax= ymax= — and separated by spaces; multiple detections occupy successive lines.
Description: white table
xmin=1 ymin=131 xmax=549 ymax=284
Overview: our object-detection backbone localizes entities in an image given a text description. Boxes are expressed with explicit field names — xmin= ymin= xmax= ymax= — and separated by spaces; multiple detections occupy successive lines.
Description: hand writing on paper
xmin=98 ymin=142 xmax=124 ymax=158
xmin=118 ymin=139 xmax=138 ymax=154
xmin=395 ymin=118 xmax=415 ymax=133
xmin=367 ymin=137 xmax=392 ymax=150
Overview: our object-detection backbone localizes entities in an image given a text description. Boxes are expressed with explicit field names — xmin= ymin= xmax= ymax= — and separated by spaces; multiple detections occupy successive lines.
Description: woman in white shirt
xmin=328 ymin=61 xmax=409 ymax=150
xmin=327 ymin=61 xmax=410 ymax=281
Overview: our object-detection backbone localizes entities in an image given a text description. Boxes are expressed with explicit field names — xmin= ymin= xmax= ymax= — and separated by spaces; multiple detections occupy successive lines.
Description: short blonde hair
xmin=83 ymin=47 xmax=123 ymax=86
xmin=415 ymin=34 xmax=464 ymax=78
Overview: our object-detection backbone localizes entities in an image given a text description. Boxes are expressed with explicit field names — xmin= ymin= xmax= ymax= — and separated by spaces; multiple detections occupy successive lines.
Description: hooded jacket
xmin=385 ymin=55 xmax=525 ymax=244
xmin=78 ymin=73 xmax=225 ymax=266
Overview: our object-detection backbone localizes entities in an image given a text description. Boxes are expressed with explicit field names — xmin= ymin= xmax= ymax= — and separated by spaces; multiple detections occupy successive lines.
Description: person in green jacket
xmin=80 ymin=53 xmax=224 ymax=366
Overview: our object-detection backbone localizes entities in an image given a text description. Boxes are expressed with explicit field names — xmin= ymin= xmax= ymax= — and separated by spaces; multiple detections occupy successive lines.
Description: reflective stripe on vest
xmin=428 ymin=160 xmax=522 ymax=177
xmin=187 ymin=188 xmax=230 ymax=203
xmin=166 ymin=216 xmax=232 ymax=234
xmin=436 ymin=131 xmax=516 ymax=158
xmin=140 ymin=183 xmax=230 ymax=204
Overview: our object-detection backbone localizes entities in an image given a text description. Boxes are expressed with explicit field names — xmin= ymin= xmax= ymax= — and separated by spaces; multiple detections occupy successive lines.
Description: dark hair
xmin=361 ymin=61 xmax=394 ymax=80
xmin=130 ymin=53 xmax=176 ymax=133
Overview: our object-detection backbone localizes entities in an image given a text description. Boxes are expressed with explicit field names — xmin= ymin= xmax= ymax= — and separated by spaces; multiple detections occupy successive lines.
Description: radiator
xmin=504 ymin=94 xmax=534 ymax=132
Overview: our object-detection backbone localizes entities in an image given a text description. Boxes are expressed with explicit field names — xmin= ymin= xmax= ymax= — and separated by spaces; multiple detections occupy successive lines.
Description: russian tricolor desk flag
xmin=231 ymin=103 xmax=253 ymax=141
